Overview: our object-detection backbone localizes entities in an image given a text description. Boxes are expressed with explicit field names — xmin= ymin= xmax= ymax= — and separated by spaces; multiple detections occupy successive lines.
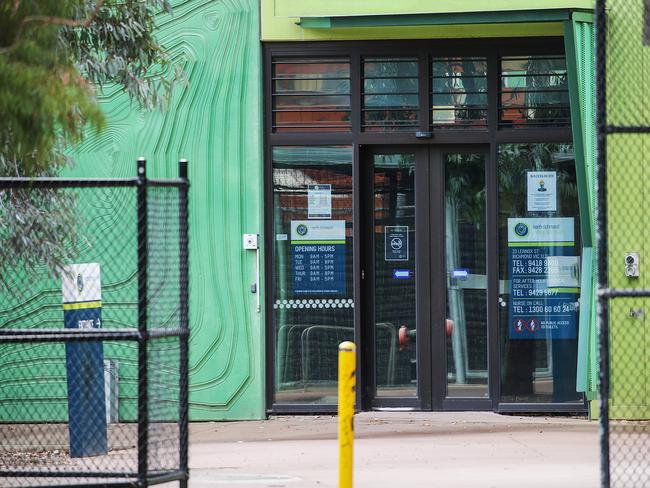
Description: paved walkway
xmin=186 ymin=412 xmax=600 ymax=488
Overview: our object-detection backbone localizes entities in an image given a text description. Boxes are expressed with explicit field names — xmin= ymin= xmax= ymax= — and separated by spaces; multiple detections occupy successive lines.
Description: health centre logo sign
xmin=514 ymin=222 xmax=529 ymax=237
xmin=507 ymin=218 xmax=579 ymax=340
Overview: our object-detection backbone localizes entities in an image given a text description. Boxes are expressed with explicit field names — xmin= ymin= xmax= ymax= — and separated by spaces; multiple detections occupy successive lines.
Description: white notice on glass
xmin=308 ymin=184 xmax=332 ymax=219
xmin=546 ymin=256 xmax=580 ymax=288
xmin=527 ymin=171 xmax=557 ymax=212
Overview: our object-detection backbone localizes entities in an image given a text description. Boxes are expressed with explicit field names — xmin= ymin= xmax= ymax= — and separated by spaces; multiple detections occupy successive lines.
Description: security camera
xmin=625 ymin=252 xmax=640 ymax=278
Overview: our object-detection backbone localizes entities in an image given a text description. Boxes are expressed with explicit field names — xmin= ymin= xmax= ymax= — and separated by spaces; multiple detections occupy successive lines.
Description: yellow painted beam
xmin=270 ymin=0 xmax=593 ymax=17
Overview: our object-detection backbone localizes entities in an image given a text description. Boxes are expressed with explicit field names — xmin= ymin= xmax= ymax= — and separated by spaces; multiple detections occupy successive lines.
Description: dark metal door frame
xmin=362 ymin=143 xmax=493 ymax=411
xmin=430 ymin=145 xmax=496 ymax=412
xmin=362 ymin=144 xmax=429 ymax=411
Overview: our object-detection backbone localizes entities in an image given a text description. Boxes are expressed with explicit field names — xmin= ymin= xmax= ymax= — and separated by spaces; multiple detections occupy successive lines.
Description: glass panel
xmin=444 ymin=153 xmax=488 ymax=398
xmin=274 ymin=95 xmax=350 ymax=109
xmin=362 ymin=57 xmax=419 ymax=131
xmin=274 ymin=58 xmax=350 ymax=79
xmin=432 ymin=77 xmax=488 ymax=93
xmin=364 ymin=110 xmax=419 ymax=129
xmin=272 ymin=58 xmax=351 ymax=132
xmin=364 ymin=94 xmax=419 ymax=108
xmin=373 ymin=154 xmax=417 ymax=397
xmin=498 ymin=143 xmax=582 ymax=403
xmin=364 ymin=59 xmax=418 ymax=77
xmin=499 ymin=56 xmax=570 ymax=128
xmin=274 ymin=79 xmax=350 ymax=94
xmin=365 ymin=78 xmax=418 ymax=94
xmin=431 ymin=57 xmax=488 ymax=128
xmin=432 ymin=93 xmax=488 ymax=107
xmin=500 ymin=91 xmax=569 ymax=108
xmin=272 ymin=146 xmax=354 ymax=404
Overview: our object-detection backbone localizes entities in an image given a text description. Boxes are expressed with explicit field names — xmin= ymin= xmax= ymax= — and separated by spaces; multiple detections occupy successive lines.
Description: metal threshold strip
xmin=297 ymin=9 xmax=594 ymax=29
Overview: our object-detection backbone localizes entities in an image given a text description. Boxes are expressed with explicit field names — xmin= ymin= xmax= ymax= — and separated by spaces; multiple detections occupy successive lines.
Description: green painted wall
xmin=262 ymin=0 xmax=593 ymax=40
xmin=0 ymin=0 xmax=265 ymax=422
xmin=606 ymin=0 xmax=650 ymax=419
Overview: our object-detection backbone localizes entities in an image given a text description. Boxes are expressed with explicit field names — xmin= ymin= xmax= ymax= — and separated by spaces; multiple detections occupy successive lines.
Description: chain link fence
xmin=597 ymin=0 xmax=650 ymax=486
xmin=0 ymin=159 xmax=189 ymax=487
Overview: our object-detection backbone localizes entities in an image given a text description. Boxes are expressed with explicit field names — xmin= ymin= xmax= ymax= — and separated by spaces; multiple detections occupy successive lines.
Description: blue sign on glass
xmin=291 ymin=220 xmax=346 ymax=295
xmin=451 ymin=268 xmax=470 ymax=280
xmin=392 ymin=269 xmax=411 ymax=279
xmin=507 ymin=218 xmax=579 ymax=340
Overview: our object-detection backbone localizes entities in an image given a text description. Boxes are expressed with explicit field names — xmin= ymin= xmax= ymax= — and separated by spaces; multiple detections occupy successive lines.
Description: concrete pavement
xmin=186 ymin=412 xmax=600 ymax=488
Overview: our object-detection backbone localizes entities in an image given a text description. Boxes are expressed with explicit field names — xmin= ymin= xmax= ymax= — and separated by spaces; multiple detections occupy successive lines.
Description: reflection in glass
xmin=498 ymin=144 xmax=582 ymax=403
xmin=499 ymin=56 xmax=570 ymax=127
xmin=431 ymin=57 xmax=488 ymax=127
xmin=274 ymin=95 xmax=350 ymax=110
xmin=272 ymin=58 xmax=351 ymax=132
xmin=272 ymin=146 xmax=354 ymax=404
xmin=373 ymin=154 xmax=417 ymax=396
xmin=363 ymin=58 xmax=419 ymax=131
xmin=444 ymin=153 xmax=488 ymax=398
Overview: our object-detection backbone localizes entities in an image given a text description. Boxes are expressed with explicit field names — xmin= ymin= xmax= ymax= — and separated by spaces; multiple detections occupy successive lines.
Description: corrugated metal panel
xmin=575 ymin=21 xmax=599 ymax=397
xmin=567 ymin=18 xmax=598 ymax=396
xmin=575 ymin=19 xmax=598 ymax=396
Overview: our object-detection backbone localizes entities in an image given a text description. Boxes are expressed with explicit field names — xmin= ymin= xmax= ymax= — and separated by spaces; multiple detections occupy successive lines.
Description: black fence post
xmin=178 ymin=159 xmax=190 ymax=488
xmin=595 ymin=0 xmax=610 ymax=486
xmin=137 ymin=157 xmax=149 ymax=487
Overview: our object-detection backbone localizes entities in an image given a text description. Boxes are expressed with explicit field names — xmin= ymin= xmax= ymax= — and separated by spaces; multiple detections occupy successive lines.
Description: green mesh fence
xmin=597 ymin=0 xmax=650 ymax=486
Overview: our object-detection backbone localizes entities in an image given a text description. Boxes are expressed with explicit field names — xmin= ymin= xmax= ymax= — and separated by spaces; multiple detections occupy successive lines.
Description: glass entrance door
xmin=439 ymin=149 xmax=490 ymax=406
xmin=366 ymin=146 xmax=491 ymax=409
xmin=371 ymin=150 xmax=422 ymax=403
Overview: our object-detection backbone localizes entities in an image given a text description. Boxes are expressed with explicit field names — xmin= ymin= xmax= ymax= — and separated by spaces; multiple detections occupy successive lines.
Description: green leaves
xmin=0 ymin=0 xmax=179 ymax=284
xmin=0 ymin=0 xmax=178 ymax=175
xmin=2 ymin=1 xmax=89 ymax=174
xmin=63 ymin=0 xmax=180 ymax=111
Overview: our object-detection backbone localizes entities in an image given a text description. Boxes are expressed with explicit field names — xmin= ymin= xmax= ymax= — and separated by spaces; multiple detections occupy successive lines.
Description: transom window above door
xmin=268 ymin=45 xmax=570 ymax=134
xmin=272 ymin=57 xmax=352 ymax=132
xmin=430 ymin=57 xmax=488 ymax=128
xmin=362 ymin=57 xmax=419 ymax=131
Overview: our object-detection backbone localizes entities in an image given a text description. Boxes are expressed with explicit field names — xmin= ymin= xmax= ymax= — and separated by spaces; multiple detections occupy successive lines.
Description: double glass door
xmin=365 ymin=145 xmax=492 ymax=410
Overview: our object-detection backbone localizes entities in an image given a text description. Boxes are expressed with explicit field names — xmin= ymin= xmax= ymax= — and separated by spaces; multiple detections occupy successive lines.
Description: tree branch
xmin=0 ymin=0 xmax=105 ymax=55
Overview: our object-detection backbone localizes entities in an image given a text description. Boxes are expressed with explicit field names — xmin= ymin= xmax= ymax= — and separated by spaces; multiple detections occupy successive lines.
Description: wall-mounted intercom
xmin=625 ymin=252 xmax=640 ymax=278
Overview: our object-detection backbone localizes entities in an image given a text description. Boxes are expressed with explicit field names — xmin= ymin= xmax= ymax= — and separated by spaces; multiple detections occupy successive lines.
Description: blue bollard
xmin=62 ymin=264 xmax=108 ymax=458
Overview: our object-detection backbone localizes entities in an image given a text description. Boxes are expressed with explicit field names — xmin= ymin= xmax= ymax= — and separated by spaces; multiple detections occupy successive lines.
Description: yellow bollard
xmin=338 ymin=341 xmax=356 ymax=488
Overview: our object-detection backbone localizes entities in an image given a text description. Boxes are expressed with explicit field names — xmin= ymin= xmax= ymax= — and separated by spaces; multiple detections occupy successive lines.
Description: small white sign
xmin=276 ymin=234 xmax=288 ymax=241
xmin=62 ymin=263 xmax=101 ymax=303
xmin=547 ymin=256 xmax=580 ymax=288
xmin=308 ymin=184 xmax=332 ymax=219
xmin=527 ymin=171 xmax=557 ymax=212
